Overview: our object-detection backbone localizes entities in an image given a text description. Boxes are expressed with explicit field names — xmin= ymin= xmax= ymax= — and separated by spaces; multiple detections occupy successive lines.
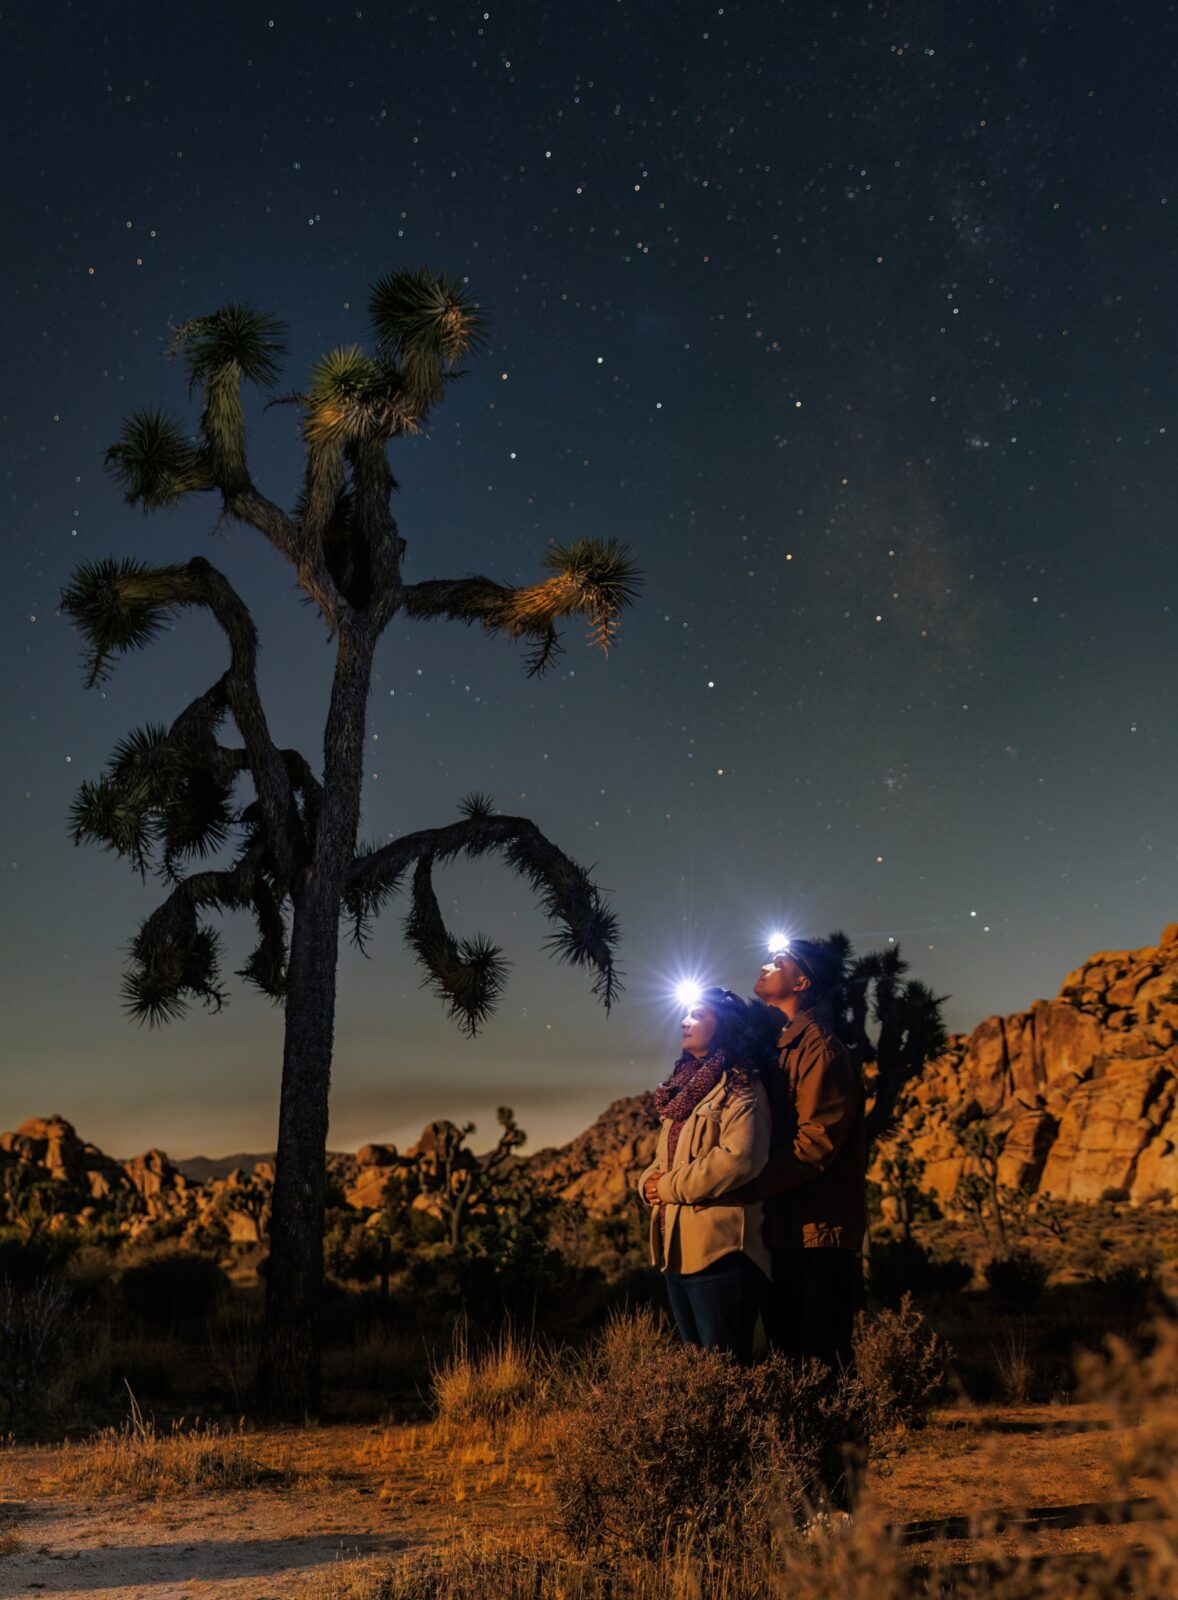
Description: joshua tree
xmin=61 ymin=270 xmax=639 ymax=1419
xmin=818 ymin=935 xmax=950 ymax=1146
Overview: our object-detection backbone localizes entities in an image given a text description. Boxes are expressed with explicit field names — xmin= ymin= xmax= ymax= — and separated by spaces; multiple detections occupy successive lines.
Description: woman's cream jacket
xmin=637 ymin=1069 xmax=771 ymax=1277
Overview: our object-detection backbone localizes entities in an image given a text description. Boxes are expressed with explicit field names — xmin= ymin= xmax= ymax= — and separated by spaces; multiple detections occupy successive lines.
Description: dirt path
xmin=0 ymin=1485 xmax=406 ymax=1598
xmin=0 ymin=1421 xmax=548 ymax=1599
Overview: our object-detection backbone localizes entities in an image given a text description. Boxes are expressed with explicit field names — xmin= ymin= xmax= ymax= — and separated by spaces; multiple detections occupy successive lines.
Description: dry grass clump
xmin=553 ymin=1309 xmax=868 ymax=1560
xmin=431 ymin=1323 xmax=551 ymax=1426
xmin=853 ymin=1294 xmax=952 ymax=1439
xmin=49 ymin=1391 xmax=290 ymax=1498
xmin=0 ymin=1525 xmax=22 ymax=1557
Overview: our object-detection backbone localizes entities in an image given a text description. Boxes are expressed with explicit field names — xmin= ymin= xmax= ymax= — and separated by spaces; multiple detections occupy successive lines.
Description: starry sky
xmin=3 ymin=1 xmax=1176 ymax=1161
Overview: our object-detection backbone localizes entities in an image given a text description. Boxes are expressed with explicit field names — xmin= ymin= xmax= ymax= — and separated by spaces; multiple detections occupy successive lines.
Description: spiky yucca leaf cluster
xmin=105 ymin=410 xmax=211 ymax=511
xmin=404 ymin=537 xmax=640 ymax=675
xmin=369 ymin=267 xmax=487 ymax=405
xmin=124 ymin=903 xmax=227 ymax=1027
xmin=170 ymin=303 xmax=287 ymax=391
xmin=166 ymin=304 xmax=288 ymax=490
xmin=70 ymin=718 xmax=234 ymax=880
xmin=61 ymin=558 xmax=197 ymax=688
xmin=304 ymin=345 xmax=424 ymax=449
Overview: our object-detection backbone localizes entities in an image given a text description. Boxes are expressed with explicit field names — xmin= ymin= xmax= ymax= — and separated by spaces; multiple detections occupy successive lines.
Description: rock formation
xmin=881 ymin=921 xmax=1178 ymax=1207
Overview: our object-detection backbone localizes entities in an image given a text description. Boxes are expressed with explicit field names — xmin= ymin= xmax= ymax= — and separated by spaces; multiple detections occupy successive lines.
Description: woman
xmin=638 ymin=987 xmax=774 ymax=1364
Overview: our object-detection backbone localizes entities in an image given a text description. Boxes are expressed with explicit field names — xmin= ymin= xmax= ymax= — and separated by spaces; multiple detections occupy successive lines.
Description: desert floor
xmin=0 ymin=1401 xmax=1169 ymax=1599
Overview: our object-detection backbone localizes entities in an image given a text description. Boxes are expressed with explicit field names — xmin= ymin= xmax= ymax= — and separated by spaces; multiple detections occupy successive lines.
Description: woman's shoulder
xmin=719 ymin=1066 xmax=768 ymax=1106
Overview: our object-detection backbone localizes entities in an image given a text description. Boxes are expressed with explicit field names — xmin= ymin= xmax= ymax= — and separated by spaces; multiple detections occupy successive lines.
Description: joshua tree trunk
xmin=256 ymin=626 xmax=374 ymax=1419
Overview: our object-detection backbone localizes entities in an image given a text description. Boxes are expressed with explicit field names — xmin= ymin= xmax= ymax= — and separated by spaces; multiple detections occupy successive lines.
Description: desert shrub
xmin=116 ymin=1247 xmax=227 ymax=1330
xmin=322 ymin=1322 xmax=427 ymax=1405
xmin=431 ymin=1323 xmax=550 ymax=1425
xmin=1086 ymin=1261 xmax=1160 ymax=1321
xmin=554 ymin=1311 xmax=868 ymax=1559
xmin=0 ymin=1229 xmax=78 ymax=1283
xmin=867 ymin=1237 xmax=972 ymax=1304
xmin=984 ymin=1247 xmax=1049 ymax=1302
xmin=324 ymin=1213 xmax=385 ymax=1284
xmin=853 ymin=1293 xmax=952 ymax=1436
xmin=0 ymin=1275 xmax=76 ymax=1422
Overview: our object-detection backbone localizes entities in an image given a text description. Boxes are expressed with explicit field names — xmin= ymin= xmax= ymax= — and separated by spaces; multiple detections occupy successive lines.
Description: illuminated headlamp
xmin=675 ymin=979 xmax=705 ymax=1009
xmin=766 ymin=931 xmax=791 ymax=958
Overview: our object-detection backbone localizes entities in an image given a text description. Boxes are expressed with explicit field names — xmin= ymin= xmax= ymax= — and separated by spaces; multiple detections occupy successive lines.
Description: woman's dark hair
xmin=692 ymin=987 xmax=746 ymax=1058
xmin=692 ymin=988 xmax=779 ymax=1073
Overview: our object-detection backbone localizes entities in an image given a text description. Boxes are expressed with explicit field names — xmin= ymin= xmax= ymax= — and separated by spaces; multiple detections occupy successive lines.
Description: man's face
xmin=680 ymin=1002 xmax=718 ymax=1056
xmin=754 ymin=953 xmax=810 ymax=1003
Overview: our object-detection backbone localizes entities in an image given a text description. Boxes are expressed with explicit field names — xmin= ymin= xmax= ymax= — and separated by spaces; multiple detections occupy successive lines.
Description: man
xmin=721 ymin=939 xmax=866 ymax=1374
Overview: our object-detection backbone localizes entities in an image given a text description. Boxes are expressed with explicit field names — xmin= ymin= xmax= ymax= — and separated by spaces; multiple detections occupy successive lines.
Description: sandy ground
xmin=0 ymin=1421 xmax=547 ymax=1599
xmin=0 ymin=1406 xmax=1167 ymax=1598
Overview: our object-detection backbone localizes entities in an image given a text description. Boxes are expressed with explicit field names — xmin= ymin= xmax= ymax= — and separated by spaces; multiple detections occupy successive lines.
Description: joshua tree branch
xmin=344 ymin=801 xmax=620 ymax=1029
xmin=224 ymin=485 xmax=353 ymax=632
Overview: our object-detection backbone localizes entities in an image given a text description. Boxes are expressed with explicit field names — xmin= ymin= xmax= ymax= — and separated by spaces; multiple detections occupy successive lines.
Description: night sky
xmin=3 ymin=2 xmax=1176 ymax=1160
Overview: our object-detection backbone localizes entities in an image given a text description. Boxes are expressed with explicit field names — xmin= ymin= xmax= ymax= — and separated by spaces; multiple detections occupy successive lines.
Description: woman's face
xmin=680 ymin=1001 xmax=718 ymax=1057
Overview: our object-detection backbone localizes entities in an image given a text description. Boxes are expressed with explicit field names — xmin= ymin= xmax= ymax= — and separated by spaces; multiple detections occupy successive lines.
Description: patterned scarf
xmin=653 ymin=1049 xmax=730 ymax=1170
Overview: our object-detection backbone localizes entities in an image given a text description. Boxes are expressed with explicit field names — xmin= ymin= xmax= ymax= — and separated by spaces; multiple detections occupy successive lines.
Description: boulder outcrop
xmin=881 ymin=922 xmax=1178 ymax=1208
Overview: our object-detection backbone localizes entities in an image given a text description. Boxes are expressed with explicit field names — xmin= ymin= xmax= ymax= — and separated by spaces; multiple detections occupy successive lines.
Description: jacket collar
xmin=776 ymin=1006 xmax=830 ymax=1050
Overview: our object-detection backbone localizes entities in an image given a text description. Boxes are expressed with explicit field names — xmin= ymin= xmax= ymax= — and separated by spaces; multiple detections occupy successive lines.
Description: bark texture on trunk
xmin=254 ymin=888 xmax=338 ymax=1419
xmin=256 ymin=624 xmax=376 ymax=1421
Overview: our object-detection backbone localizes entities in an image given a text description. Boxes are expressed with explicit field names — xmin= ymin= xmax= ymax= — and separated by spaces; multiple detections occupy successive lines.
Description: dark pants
xmin=764 ymin=1247 xmax=865 ymax=1510
xmin=665 ymin=1250 xmax=766 ymax=1365
xmin=763 ymin=1246 xmax=862 ymax=1373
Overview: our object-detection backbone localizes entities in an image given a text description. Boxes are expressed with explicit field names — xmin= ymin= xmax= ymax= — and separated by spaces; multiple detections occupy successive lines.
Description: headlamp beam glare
xmin=675 ymin=979 xmax=704 ymax=1010
xmin=766 ymin=930 xmax=791 ymax=956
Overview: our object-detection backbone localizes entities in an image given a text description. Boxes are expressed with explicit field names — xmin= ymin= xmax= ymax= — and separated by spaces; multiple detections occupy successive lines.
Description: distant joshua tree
xmin=817 ymin=935 xmax=950 ymax=1146
xmin=62 ymin=270 xmax=639 ymax=1419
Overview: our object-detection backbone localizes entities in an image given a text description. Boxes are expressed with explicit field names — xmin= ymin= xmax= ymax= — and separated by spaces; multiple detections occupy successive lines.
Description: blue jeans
xmin=664 ymin=1250 xmax=766 ymax=1365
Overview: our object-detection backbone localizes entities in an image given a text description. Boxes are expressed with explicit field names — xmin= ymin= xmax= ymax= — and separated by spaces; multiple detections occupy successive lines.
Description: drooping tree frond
xmin=405 ymin=854 xmax=511 ymax=1035
xmin=69 ymin=775 xmax=158 ymax=877
xmin=369 ymin=268 xmax=487 ymax=409
xmin=402 ymin=537 xmax=640 ymax=675
xmin=62 ymin=556 xmax=306 ymax=883
xmin=105 ymin=408 xmax=211 ymax=510
xmin=344 ymin=802 xmax=622 ymax=1020
xmin=237 ymin=877 xmax=289 ymax=1003
xmin=342 ymin=838 xmax=410 ymax=952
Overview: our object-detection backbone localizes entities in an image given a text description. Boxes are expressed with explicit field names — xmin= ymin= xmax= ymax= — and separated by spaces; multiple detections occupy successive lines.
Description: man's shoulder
xmin=788 ymin=1010 xmax=851 ymax=1064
